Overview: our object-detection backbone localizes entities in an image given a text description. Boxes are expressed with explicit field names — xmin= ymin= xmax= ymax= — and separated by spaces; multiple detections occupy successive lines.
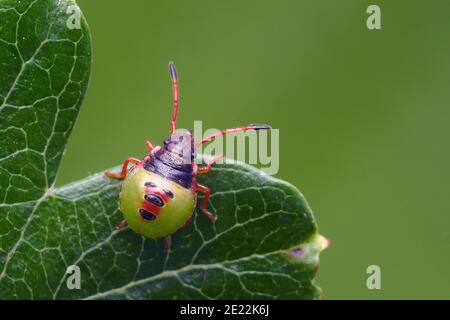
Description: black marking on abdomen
xmin=144 ymin=181 xmax=157 ymax=188
xmin=144 ymin=194 xmax=164 ymax=207
xmin=163 ymin=188 xmax=174 ymax=199
xmin=139 ymin=209 xmax=156 ymax=220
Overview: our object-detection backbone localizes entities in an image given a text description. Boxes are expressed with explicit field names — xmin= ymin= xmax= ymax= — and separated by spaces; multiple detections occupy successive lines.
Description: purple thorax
xmin=143 ymin=130 xmax=196 ymax=189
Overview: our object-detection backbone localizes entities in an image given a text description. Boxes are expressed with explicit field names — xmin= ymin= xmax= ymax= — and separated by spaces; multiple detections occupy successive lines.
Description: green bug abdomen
xmin=119 ymin=167 xmax=196 ymax=239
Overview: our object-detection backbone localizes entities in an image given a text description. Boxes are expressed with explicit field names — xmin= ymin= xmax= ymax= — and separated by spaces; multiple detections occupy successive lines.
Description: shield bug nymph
xmin=106 ymin=62 xmax=271 ymax=252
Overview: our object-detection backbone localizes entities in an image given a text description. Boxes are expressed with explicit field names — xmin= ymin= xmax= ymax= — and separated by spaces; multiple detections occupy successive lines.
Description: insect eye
xmin=144 ymin=194 xmax=164 ymax=207
xmin=163 ymin=188 xmax=174 ymax=199
xmin=139 ymin=209 xmax=156 ymax=221
xmin=144 ymin=182 xmax=157 ymax=188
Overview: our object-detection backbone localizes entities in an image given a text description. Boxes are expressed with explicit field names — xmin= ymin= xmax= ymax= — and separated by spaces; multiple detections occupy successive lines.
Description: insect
xmin=106 ymin=62 xmax=271 ymax=252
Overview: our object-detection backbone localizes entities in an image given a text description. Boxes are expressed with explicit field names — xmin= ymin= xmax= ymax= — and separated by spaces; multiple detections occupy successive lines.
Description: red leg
xmin=195 ymin=184 xmax=217 ymax=223
xmin=164 ymin=235 xmax=172 ymax=253
xmin=105 ymin=157 xmax=141 ymax=179
xmin=197 ymin=155 xmax=223 ymax=174
xmin=145 ymin=140 xmax=154 ymax=153
xmin=196 ymin=125 xmax=271 ymax=146
xmin=116 ymin=220 xmax=127 ymax=230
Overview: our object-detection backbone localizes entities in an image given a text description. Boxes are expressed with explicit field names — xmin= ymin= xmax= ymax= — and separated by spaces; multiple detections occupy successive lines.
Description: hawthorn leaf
xmin=0 ymin=0 xmax=327 ymax=300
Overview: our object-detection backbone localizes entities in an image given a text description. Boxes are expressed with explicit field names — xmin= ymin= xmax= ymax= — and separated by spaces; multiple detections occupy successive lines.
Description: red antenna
xmin=196 ymin=125 xmax=271 ymax=146
xmin=169 ymin=61 xmax=179 ymax=134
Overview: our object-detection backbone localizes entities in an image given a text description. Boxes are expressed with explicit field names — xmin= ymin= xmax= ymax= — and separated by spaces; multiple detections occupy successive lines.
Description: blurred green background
xmin=57 ymin=0 xmax=450 ymax=299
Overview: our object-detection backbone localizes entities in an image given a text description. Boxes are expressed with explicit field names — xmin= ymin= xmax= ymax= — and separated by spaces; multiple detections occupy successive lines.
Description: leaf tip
xmin=286 ymin=234 xmax=329 ymax=265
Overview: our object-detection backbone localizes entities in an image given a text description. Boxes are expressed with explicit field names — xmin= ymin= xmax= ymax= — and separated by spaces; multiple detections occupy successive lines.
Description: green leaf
xmin=0 ymin=0 xmax=327 ymax=299
xmin=0 ymin=0 xmax=91 ymax=203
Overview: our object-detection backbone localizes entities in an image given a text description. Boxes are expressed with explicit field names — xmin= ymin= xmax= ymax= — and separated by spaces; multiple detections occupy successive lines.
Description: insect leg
xmin=195 ymin=184 xmax=217 ymax=223
xmin=105 ymin=157 xmax=141 ymax=179
xmin=144 ymin=140 xmax=154 ymax=152
xmin=197 ymin=155 xmax=223 ymax=174
xmin=196 ymin=125 xmax=271 ymax=146
xmin=115 ymin=220 xmax=127 ymax=230
xmin=164 ymin=235 xmax=172 ymax=253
